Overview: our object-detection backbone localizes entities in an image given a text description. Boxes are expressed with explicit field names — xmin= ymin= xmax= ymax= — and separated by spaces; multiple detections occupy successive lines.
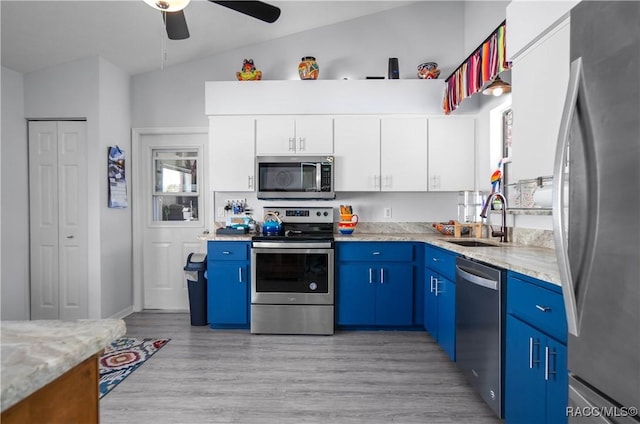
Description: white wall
xmin=1 ymin=66 xmax=30 ymax=320
xmin=98 ymin=58 xmax=133 ymax=318
xmin=463 ymin=1 xmax=510 ymax=54
xmin=2 ymin=56 xmax=133 ymax=320
xmin=131 ymin=2 xmax=468 ymax=128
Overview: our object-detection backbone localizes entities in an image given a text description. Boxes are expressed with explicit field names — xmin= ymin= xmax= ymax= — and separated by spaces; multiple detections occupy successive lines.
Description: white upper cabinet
xmin=255 ymin=116 xmax=333 ymax=155
xmin=380 ymin=117 xmax=429 ymax=191
xmin=506 ymin=0 xmax=580 ymax=61
xmin=428 ymin=117 xmax=475 ymax=191
xmin=334 ymin=116 xmax=381 ymax=192
xmin=510 ymin=20 xmax=570 ymax=182
xmin=209 ymin=116 xmax=256 ymax=192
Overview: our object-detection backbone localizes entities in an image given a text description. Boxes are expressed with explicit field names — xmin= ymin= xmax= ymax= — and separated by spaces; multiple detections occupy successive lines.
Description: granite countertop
xmin=202 ymin=230 xmax=561 ymax=286
xmin=1 ymin=319 xmax=126 ymax=412
xmin=336 ymin=233 xmax=561 ymax=286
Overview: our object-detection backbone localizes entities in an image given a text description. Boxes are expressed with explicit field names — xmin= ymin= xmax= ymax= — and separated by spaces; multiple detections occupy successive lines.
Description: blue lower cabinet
xmin=207 ymin=241 xmax=250 ymax=329
xmin=336 ymin=242 xmax=416 ymax=328
xmin=424 ymin=244 xmax=457 ymax=361
xmin=424 ymin=268 xmax=456 ymax=361
xmin=336 ymin=263 xmax=377 ymax=325
xmin=505 ymin=272 xmax=568 ymax=424
xmin=337 ymin=262 xmax=414 ymax=326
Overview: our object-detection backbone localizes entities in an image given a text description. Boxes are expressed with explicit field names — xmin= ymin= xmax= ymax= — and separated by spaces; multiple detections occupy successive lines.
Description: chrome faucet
xmin=480 ymin=192 xmax=508 ymax=243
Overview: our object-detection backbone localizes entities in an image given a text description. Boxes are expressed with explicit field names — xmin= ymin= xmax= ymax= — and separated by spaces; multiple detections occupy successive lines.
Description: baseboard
xmin=107 ymin=306 xmax=134 ymax=320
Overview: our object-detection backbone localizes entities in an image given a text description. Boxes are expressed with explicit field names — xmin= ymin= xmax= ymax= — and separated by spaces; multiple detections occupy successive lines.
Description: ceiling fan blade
xmin=210 ymin=1 xmax=281 ymax=23
xmin=163 ymin=10 xmax=190 ymax=40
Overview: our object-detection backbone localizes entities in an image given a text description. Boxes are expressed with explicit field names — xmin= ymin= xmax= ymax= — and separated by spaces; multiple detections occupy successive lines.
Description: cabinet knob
xmin=535 ymin=304 xmax=551 ymax=312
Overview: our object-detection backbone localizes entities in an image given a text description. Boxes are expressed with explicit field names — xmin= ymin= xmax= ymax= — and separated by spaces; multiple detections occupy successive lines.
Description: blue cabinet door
xmin=375 ymin=263 xmax=413 ymax=326
xmin=207 ymin=262 xmax=249 ymax=326
xmin=438 ymin=276 xmax=456 ymax=361
xmin=505 ymin=315 xmax=547 ymax=424
xmin=336 ymin=263 xmax=376 ymax=325
xmin=424 ymin=269 xmax=439 ymax=338
xmin=545 ymin=338 xmax=568 ymax=424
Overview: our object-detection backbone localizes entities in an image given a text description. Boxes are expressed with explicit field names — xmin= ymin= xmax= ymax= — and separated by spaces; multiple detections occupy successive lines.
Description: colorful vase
xmin=298 ymin=56 xmax=319 ymax=80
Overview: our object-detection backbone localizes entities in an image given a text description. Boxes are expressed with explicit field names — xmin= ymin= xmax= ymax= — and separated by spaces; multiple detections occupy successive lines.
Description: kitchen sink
xmin=445 ymin=240 xmax=501 ymax=247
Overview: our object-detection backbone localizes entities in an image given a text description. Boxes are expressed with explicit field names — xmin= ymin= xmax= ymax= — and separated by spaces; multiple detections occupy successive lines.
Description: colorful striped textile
xmin=443 ymin=21 xmax=511 ymax=114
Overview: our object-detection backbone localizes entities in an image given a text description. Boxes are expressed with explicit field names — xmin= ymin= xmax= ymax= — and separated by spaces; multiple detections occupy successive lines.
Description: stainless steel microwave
xmin=256 ymin=156 xmax=335 ymax=200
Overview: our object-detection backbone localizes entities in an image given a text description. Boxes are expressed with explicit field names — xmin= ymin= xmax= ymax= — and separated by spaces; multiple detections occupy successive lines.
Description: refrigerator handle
xmin=553 ymin=57 xmax=582 ymax=337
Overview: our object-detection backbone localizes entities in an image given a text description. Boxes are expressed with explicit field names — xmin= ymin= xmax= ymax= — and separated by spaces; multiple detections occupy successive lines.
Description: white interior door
xmin=137 ymin=131 xmax=207 ymax=311
xmin=29 ymin=120 xmax=88 ymax=320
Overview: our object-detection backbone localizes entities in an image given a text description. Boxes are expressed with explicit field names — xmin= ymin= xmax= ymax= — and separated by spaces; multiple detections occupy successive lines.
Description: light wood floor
xmin=100 ymin=312 xmax=502 ymax=424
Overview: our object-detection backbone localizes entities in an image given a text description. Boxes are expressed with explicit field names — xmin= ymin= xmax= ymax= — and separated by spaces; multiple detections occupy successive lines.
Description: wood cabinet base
xmin=1 ymin=352 xmax=100 ymax=424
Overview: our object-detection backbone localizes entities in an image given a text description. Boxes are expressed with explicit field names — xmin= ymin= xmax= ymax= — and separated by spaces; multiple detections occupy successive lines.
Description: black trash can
xmin=184 ymin=253 xmax=208 ymax=326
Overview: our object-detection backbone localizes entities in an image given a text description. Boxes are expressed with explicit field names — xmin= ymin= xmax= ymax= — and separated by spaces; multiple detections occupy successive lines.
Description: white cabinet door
xmin=510 ymin=20 xmax=570 ymax=182
xmin=209 ymin=116 xmax=255 ymax=191
xmin=428 ymin=117 xmax=475 ymax=191
xmin=334 ymin=116 xmax=380 ymax=191
xmin=295 ymin=116 xmax=334 ymax=154
xmin=380 ymin=117 xmax=428 ymax=191
xmin=255 ymin=116 xmax=295 ymax=154
xmin=255 ymin=116 xmax=333 ymax=155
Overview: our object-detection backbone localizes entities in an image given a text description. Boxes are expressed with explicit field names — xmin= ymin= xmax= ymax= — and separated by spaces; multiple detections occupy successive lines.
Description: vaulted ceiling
xmin=1 ymin=1 xmax=415 ymax=75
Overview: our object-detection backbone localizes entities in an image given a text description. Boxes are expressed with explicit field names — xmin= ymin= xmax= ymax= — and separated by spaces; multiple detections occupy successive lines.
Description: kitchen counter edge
xmin=202 ymin=233 xmax=561 ymax=286
xmin=1 ymin=319 xmax=127 ymax=412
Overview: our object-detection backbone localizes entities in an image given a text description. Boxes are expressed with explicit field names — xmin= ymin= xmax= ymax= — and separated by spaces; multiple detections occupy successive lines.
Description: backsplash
xmin=352 ymin=222 xmax=554 ymax=249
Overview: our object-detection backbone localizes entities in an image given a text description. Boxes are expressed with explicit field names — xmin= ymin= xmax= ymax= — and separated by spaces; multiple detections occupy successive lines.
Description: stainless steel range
xmin=251 ymin=206 xmax=334 ymax=335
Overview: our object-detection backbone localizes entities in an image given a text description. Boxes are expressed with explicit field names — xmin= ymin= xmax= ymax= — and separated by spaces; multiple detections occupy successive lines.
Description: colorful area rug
xmin=99 ymin=337 xmax=170 ymax=399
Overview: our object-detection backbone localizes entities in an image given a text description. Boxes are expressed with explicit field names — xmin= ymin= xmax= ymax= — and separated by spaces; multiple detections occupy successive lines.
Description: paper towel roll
xmin=533 ymin=186 xmax=552 ymax=208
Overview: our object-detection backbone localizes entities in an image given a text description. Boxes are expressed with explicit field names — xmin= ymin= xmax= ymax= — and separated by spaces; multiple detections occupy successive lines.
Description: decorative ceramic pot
xmin=417 ymin=62 xmax=441 ymax=79
xmin=298 ymin=56 xmax=319 ymax=80
xmin=236 ymin=58 xmax=262 ymax=81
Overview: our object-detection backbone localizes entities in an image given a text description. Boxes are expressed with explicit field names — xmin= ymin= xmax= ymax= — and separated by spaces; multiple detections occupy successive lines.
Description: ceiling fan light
xmin=144 ymin=0 xmax=190 ymax=12
xmin=482 ymin=76 xmax=512 ymax=96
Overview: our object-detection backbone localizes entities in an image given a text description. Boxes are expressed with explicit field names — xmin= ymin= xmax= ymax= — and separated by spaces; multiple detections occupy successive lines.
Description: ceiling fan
xmin=144 ymin=0 xmax=281 ymax=40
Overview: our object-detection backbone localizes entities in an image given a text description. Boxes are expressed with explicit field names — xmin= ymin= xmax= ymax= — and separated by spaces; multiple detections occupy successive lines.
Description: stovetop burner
xmin=254 ymin=206 xmax=334 ymax=243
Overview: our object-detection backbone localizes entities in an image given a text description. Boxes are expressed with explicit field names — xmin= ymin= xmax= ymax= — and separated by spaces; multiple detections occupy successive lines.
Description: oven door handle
xmin=456 ymin=265 xmax=498 ymax=290
xmin=252 ymin=242 xmax=333 ymax=249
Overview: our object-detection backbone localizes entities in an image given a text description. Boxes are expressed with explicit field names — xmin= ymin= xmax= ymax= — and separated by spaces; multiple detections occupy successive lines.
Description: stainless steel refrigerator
xmin=553 ymin=2 xmax=640 ymax=423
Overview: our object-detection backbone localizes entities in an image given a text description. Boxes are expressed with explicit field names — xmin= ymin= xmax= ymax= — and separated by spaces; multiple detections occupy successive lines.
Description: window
xmin=152 ymin=149 xmax=199 ymax=222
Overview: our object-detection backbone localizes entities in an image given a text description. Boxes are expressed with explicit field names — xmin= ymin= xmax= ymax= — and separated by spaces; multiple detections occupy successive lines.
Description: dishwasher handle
xmin=456 ymin=265 xmax=499 ymax=290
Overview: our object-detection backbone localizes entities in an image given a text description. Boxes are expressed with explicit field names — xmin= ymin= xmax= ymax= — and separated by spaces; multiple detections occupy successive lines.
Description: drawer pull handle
xmin=536 ymin=305 xmax=551 ymax=312
xmin=372 ymin=251 xmax=381 ymax=255
xmin=222 ymin=251 xmax=231 ymax=255
xmin=432 ymin=257 xmax=441 ymax=262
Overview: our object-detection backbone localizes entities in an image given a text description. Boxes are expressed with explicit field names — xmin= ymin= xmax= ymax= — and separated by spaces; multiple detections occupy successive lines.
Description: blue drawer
xmin=425 ymin=244 xmax=457 ymax=281
xmin=507 ymin=273 xmax=567 ymax=343
xmin=337 ymin=242 xmax=414 ymax=262
xmin=207 ymin=241 xmax=249 ymax=261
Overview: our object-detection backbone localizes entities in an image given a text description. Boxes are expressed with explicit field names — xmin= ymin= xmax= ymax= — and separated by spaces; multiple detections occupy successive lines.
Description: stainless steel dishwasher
xmin=455 ymin=256 xmax=505 ymax=419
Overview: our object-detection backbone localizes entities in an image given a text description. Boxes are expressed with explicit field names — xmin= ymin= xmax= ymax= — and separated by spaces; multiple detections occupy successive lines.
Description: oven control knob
xmin=309 ymin=282 xmax=318 ymax=291
xmin=316 ymin=211 xmax=321 ymax=216
xmin=323 ymin=211 xmax=329 ymax=216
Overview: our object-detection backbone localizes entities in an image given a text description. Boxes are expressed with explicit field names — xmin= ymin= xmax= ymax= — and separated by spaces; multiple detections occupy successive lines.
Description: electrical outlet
xmin=383 ymin=207 xmax=392 ymax=218
xmin=217 ymin=207 xmax=225 ymax=218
